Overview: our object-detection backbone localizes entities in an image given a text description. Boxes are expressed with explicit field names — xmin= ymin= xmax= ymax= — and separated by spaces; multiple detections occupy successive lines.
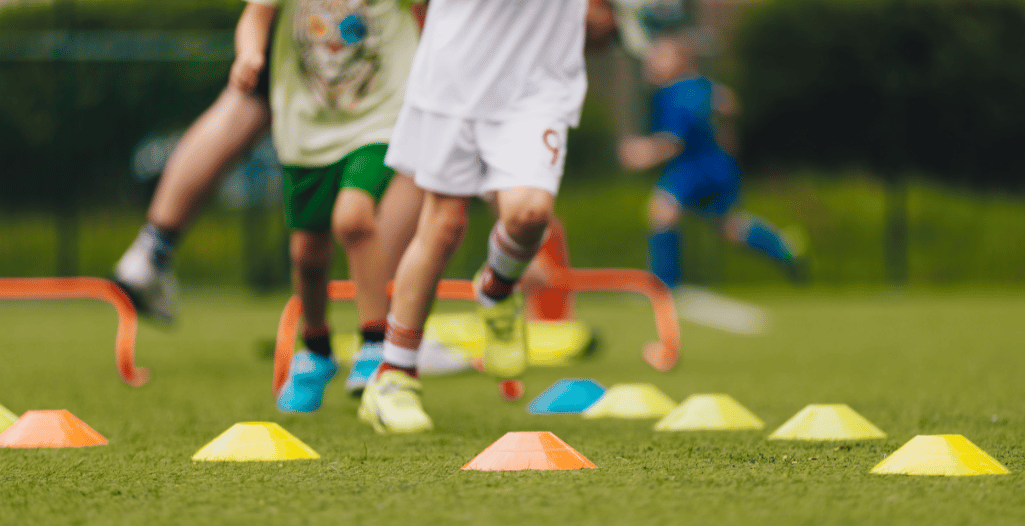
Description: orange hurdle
xmin=0 ymin=277 xmax=149 ymax=387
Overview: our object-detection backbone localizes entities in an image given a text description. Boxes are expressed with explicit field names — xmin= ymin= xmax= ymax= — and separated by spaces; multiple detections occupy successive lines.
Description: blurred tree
xmin=732 ymin=0 xmax=1025 ymax=282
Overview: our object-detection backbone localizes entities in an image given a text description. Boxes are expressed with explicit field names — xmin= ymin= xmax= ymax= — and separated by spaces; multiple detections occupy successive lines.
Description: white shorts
xmin=384 ymin=106 xmax=569 ymax=197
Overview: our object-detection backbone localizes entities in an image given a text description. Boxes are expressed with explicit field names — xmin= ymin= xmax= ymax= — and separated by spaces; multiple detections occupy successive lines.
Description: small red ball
xmin=500 ymin=379 xmax=525 ymax=402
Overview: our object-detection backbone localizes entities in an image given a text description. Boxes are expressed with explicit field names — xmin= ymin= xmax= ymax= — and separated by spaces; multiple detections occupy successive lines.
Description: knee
xmin=648 ymin=195 xmax=680 ymax=231
xmin=722 ymin=214 xmax=751 ymax=244
xmin=332 ymin=209 xmax=375 ymax=249
xmin=503 ymin=202 xmax=551 ymax=242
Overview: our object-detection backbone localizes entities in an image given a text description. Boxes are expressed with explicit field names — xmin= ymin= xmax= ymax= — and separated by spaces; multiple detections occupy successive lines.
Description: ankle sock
xmin=143 ymin=224 xmax=180 ymax=271
xmin=302 ymin=325 xmax=332 ymax=358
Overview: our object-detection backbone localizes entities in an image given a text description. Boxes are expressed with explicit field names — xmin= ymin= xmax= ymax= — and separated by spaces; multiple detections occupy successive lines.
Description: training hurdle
xmin=0 ymin=277 xmax=149 ymax=387
xmin=273 ymin=273 xmax=680 ymax=395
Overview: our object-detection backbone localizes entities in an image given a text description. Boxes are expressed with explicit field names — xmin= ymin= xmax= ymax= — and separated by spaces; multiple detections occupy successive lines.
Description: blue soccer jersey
xmin=652 ymin=75 xmax=741 ymax=218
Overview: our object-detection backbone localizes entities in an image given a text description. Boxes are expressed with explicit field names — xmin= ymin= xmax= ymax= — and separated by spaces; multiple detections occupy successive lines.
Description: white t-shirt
xmin=248 ymin=0 xmax=420 ymax=167
xmin=403 ymin=0 xmax=588 ymax=126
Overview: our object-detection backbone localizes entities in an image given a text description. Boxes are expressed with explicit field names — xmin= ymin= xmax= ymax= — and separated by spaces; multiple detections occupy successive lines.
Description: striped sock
xmin=480 ymin=223 xmax=543 ymax=304
xmin=360 ymin=319 xmax=386 ymax=344
xmin=380 ymin=315 xmax=421 ymax=378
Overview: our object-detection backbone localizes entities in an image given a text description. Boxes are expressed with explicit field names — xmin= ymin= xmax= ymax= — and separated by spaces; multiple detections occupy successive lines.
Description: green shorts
xmin=282 ymin=143 xmax=394 ymax=232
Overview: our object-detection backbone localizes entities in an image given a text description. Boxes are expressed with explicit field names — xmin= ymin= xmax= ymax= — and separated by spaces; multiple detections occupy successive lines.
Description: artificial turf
xmin=1 ymin=288 xmax=1024 ymax=525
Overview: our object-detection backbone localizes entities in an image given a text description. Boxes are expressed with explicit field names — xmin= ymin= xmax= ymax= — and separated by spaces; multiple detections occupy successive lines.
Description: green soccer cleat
xmin=474 ymin=272 xmax=528 ymax=379
xmin=358 ymin=369 xmax=433 ymax=434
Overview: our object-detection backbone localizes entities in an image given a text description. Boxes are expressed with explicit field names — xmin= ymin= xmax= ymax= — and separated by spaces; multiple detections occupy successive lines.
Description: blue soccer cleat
xmin=345 ymin=341 xmax=384 ymax=396
xmin=276 ymin=350 xmax=338 ymax=413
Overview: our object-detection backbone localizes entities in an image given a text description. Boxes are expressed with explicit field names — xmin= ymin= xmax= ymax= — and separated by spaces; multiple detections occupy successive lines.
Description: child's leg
xmin=722 ymin=212 xmax=795 ymax=266
xmin=289 ymin=230 xmax=335 ymax=355
xmin=149 ymin=87 xmax=270 ymax=238
xmin=648 ymin=190 xmax=683 ymax=288
xmin=278 ymin=229 xmax=338 ymax=413
xmin=479 ymin=187 xmax=554 ymax=304
xmin=376 ymin=174 xmax=424 ymax=280
xmin=115 ymin=87 xmax=269 ymax=321
xmin=333 ymin=189 xmax=390 ymax=331
xmin=384 ymin=192 xmax=471 ymax=377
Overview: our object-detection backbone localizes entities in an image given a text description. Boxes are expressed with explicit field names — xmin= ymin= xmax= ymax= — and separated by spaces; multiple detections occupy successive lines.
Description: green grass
xmin=2 ymin=288 xmax=1025 ymax=525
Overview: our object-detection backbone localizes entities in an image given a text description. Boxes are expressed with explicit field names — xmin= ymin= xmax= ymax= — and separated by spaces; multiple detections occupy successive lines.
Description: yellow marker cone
xmin=192 ymin=422 xmax=320 ymax=462
xmin=0 ymin=404 xmax=17 ymax=433
xmin=655 ymin=394 xmax=764 ymax=431
xmin=871 ymin=435 xmax=1010 ymax=476
xmin=425 ymin=313 xmax=593 ymax=367
xmin=582 ymin=383 xmax=675 ymax=419
xmin=768 ymin=404 xmax=885 ymax=441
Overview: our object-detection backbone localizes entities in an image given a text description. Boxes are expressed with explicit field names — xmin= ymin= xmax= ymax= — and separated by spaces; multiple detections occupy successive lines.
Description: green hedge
xmin=0 ymin=1 xmax=243 ymax=208
xmin=732 ymin=0 xmax=1025 ymax=188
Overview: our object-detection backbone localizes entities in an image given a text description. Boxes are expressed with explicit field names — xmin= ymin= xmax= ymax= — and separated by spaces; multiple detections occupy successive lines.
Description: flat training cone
xmin=462 ymin=431 xmax=597 ymax=471
xmin=0 ymin=404 xmax=18 ymax=433
xmin=768 ymin=404 xmax=885 ymax=441
xmin=655 ymin=394 xmax=765 ymax=431
xmin=582 ymin=383 xmax=675 ymax=419
xmin=871 ymin=435 xmax=1010 ymax=476
xmin=192 ymin=422 xmax=319 ymax=461
xmin=0 ymin=410 xmax=107 ymax=448
xmin=528 ymin=379 xmax=606 ymax=414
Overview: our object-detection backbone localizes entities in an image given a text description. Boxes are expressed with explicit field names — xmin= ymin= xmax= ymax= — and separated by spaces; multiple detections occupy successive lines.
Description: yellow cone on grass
xmin=192 ymin=422 xmax=320 ymax=461
xmin=768 ymin=404 xmax=885 ymax=441
xmin=582 ymin=383 xmax=675 ymax=419
xmin=0 ymin=404 xmax=17 ymax=433
xmin=871 ymin=435 xmax=1010 ymax=476
xmin=655 ymin=394 xmax=764 ymax=431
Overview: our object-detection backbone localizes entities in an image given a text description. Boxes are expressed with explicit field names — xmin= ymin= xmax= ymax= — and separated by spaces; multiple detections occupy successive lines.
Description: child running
xmin=233 ymin=0 xmax=425 ymax=411
xmin=358 ymin=0 xmax=590 ymax=433
xmin=618 ymin=37 xmax=806 ymax=288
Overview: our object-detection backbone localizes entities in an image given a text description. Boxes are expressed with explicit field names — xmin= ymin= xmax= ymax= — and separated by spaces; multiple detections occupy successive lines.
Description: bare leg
xmin=389 ymin=193 xmax=470 ymax=331
xmin=290 ymin=230 xmax=334 ymax=332
xmin=148 ymin=87 xmax=270 ymax=232
xmin=375 ymin=174 xmax=424 ymax=280
xmin=332 ymin=189 xmax=390 ymax=325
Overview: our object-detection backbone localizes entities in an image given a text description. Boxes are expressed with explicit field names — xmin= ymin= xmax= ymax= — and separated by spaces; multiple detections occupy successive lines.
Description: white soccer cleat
xmin=114 ymin=234 xmax=179 ymax=322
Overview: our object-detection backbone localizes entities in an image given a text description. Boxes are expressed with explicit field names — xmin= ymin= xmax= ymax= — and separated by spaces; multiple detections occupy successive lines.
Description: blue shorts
xmin=656 ymin=152 xmax=741 ymax=219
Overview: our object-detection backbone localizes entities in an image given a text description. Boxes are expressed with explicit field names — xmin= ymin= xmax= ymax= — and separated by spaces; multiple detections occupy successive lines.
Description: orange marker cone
xmin=0 ymin=410 xmax=108 ymax=448
xmin=462 ymin=431 xmax=597 ymax=471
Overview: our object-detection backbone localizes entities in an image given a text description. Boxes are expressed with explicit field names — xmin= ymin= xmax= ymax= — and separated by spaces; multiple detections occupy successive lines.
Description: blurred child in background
xmin=618 ymin=37 xmax=806 ymax=288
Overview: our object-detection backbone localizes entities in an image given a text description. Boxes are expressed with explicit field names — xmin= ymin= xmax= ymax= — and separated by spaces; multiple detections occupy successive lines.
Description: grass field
xmin=2 ymin=288 xmax=1025 ymax=525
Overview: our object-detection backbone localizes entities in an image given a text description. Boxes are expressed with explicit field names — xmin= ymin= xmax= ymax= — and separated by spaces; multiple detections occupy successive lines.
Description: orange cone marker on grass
xmin=0 ymin=410 xmax=108 ymax=448
xmin=462 ymin=431 xmax=597 ymax=471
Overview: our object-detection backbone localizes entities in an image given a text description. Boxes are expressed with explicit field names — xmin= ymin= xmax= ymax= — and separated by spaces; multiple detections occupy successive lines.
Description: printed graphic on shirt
xmin=294 ymin=0 xmax=387 ymax=110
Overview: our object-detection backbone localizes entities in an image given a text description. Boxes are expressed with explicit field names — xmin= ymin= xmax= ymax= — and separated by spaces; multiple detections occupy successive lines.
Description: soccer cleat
xmin=113 ymin=235 xmax=179 ymax=322
xmin=344 ymin=341 xmax=384 ymax=396
xmin=276 ymin=350 xmax=338 ymax=413
xmin=474 ymin=272 xmax=528 ymax=379
xmin=358 ymin=369 xmax=433 ymax=434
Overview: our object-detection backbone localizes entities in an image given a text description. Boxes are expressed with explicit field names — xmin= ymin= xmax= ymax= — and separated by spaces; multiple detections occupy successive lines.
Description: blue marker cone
xmin=528 ymin=379 xmax=606 ymax=414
